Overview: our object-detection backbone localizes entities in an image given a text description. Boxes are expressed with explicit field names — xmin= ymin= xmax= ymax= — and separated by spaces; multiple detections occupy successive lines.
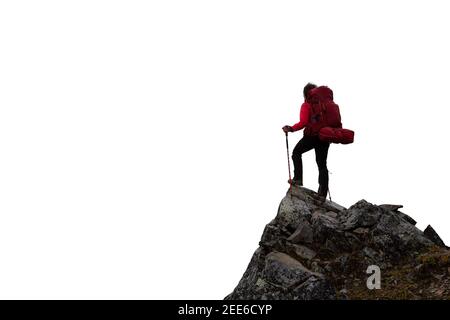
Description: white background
xmin=0 ymin=0 xmax=449 ymax=299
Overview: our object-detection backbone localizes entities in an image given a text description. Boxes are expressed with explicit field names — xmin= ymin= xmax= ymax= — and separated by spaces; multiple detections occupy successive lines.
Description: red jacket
xmin=291 ymin=102 xmax=310 ymax=132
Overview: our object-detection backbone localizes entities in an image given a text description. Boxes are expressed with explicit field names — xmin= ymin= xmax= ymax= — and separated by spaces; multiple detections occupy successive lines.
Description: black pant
xmin=292 ymin=135 xmax=330 ymax=192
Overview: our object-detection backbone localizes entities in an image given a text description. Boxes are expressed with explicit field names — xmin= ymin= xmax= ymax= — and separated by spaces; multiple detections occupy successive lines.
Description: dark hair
xmin=303 ymin=82 xmax=317 ymax=99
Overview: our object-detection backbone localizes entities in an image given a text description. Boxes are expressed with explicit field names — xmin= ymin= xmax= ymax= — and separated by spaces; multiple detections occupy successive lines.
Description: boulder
xmin=340 ymin=200 xmax=382 ymax=230
xmin=292 ymin=276 xmax=336 ymax=300
xmin=263 ymin=252 xmax=315 ymax=287
xmin=379 ymin=204 xmax=403 ymax=211
xmin=287 ymin=218 xmax=313 ymax=244
xmin=423 ymin=225 xmax=446 ymax=247
xmin=275 ymin=195 xmax=311 ymax=231
xmin=292 ymin=244 xmax=317 ymax=260
xmin=379 ymin=204 xmax=416 ymax=225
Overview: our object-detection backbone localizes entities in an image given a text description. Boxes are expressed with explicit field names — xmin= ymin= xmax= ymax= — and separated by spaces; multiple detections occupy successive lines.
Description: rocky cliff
xmin=226 ymin=186 xmax=449 ymax=300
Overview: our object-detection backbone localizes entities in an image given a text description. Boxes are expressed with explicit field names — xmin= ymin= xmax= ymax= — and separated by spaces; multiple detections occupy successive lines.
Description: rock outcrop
xmin=226 ymin=186 xmax=449 ymax=300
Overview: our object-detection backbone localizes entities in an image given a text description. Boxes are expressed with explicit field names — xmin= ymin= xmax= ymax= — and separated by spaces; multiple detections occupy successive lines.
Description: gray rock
xmin=325 ymin=211 xmax=338 ymax=219
xmin=292 ymin=244 xmax=317 ymax=260
xmin=379 ymin=204 xmax=403 ymax=211
xmin=323 ymin=201 xmax=347 ymax=213
xmin=378 ymin=204 xmax=417 ymax=225
xmin=312 ymin=211 xmax=340 ymax=229
xmin=363 ymin=247 xmax=383 ymax=263
xmin=372 ymin=234 xmax=394 ymax=250
xmin=344 ymin=231 xmax=363 ymax=250
xmin=379 ymin=204 xmax=417 ymax=225
xmin=290 ymin=186 xmax=345 ymax=213
xmin=263 ymin=252 xmax=315 ymax=288
xmin=396 ymin=211 xmax=417 ymax=226
xmin=353 ymin=227 xmax=370 ymax=235
xmin=276 ymin=195 xmax=312 ymax=230
xmin=260 ymin=221 xmax=286 ymax=247
xmin=289 ymin=185 xmax=320 ymax=202
xmin=293 ymin=276 xmax=336 ymax=300
xmin=228 ymin=248 xmax=265 ymax=299
xmin=287 ymin=219 xmax=313 ymax=244
xmin=310 ymin=261 xmax=325 ymax=274
xmin=335 ymin=254 xmax=350 ymax=272
xmin=423 ymin=225 xmax=446 ymax=247
xmin=372 ymin=211 xmax=433 ymax=252
xmin=340 ymin=200 xmax=382 ymax=230
xmin=311 ymin=212 xmax=347 ymax=248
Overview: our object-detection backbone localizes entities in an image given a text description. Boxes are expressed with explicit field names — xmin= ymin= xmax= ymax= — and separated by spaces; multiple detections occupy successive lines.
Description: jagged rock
xmin=289 ymin=186 xmax=346 ymax=213
xmin=292 ymin=244 xmax=316 ymax=260
xmin=353 ymin=227 xmax=370 ymax=235
xmin=397 ymin=211 xmax=417 ymax=226
xmin=310 ymin=261 xmax=325 ymax=274
xmin=325 ymin=211 xmax=338 ymax=219
xmin=363 ymin=247 xmax=383 ymax=264
xmin=344 ymin=231 xmax=363 ymax=250
xmin=260 ymin=221 xmax=287 ymax=247
xmin=371 ymin=234 xmax=394 ymax=252
xmin=263 ymin=252 xmax=316 ymax=287
xmin=287 ymin=218 xmax=313 ymax=244
xmin=379 ymin=204 xmax=417 ymax=225
xmin=423 ymin=225 xmax=446 ymax=247
xmin=379 ymin=204 xmax=403 ymax=211
xmin=312 ymin=212 xmax=352 ymax=252
xmin=226 ymin=186 xmax=449 ymax=300
xmin=325 ymin=201 xmax=347 ymax=213
xmin=276 ymin=195 xmax=312 ymax=231
xmin=312 ymin=212 xmax=341 ymax=241
xmin=335 ymin=254 xmax=350 ymax=271
xmin=230 ymin=247 xmax=265 ymax=299
xmin=340 ymin=200 xmax=382 ymax=230
xmin=292 ymin=276 xmax=336 ymax=300
xmin=372 ymin=211 xmax=433 ymax=253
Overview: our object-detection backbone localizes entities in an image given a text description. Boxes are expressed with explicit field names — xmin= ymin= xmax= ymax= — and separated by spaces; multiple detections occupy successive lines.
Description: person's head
xmin=303 ymin=82 xmax=317 ymax=100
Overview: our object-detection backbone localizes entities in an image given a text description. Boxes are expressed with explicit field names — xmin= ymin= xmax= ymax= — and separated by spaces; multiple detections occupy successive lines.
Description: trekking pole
xmin=328 ymin=171 xmax=332 ymax=202
xmin=285 ymin=131 xmax=292 ymax=191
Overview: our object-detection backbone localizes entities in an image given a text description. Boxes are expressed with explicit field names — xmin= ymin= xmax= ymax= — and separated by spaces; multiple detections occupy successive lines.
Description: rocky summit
xmin=225 ymin=186 xmax=449 ymax=300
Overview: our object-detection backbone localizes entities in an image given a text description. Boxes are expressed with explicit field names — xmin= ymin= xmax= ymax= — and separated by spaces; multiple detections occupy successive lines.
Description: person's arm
xmin=291 ymin=102 xmax=310 ymax=132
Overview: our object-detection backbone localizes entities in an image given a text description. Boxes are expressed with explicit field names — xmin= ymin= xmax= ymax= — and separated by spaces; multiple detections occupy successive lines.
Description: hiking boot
xmin=288 ymin=178 xmax=303 ymax=186
xmin=318 ymin=185 xmax=328 ymax=198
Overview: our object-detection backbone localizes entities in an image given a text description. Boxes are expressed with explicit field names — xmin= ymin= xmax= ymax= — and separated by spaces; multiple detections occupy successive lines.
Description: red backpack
xmin=306 ymin=86 xmax=354 ymax=144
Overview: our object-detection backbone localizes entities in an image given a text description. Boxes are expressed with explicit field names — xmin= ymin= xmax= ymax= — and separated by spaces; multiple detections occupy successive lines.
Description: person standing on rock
xmin=282 ymin=83 xmax=332 ymax=198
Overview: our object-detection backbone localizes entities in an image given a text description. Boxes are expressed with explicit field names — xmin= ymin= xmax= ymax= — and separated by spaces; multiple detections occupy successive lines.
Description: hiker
xmin=282 ymin=83 xmax=331 ymax=198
